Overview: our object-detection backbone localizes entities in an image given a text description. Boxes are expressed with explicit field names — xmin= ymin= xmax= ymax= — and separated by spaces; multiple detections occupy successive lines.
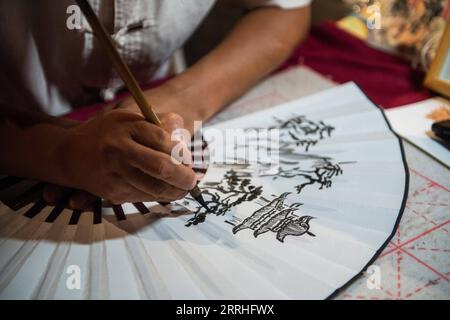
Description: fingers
xmin=43 ymin=184 xmax=97 ymax=210
xmin=62 ymin=109 xmax=196 ymax=204
xmin=126 ymin=143 xmax=197 ymax=191
xmin=159 ymin=112 xmax=184 ymax=135
xmin=69 ymin=190 xmax=98 ymax=209
xmin=107 ymin=182 xmax=184 ymax=204
xmin=43 ymin=184 xmax=69 ymax=204
xmin=107 ymin=183 xmax=152 ymax=204
xmin=131 ymin=120 xmax=193 ymax=165
xmin=131 ymin=121 xmax=178 ymax=155
xmin=121 ymin=166 xmax=188 ymax=201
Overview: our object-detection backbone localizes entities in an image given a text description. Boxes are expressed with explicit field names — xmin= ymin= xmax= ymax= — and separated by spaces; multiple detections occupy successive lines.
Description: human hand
xmin=55 ymin=109 xmax=196 ymax=204
xmin=116 ymin=87 xmax=205 ymax=135
xmin=43 ymin=184 xmax=97 ymax=210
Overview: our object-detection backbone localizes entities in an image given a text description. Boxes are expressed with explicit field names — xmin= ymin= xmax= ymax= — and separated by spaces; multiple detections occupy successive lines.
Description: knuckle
xmin=155 ymin=161 xmax=173 ymax=180
xmin=166 ymin=112 xmax=184 ymax=125
xmin=154 ymin=126 xmax=170 ymax=144
xmin=100 ymin=140 xmax=129 ymax=164
xmin=133 ymin=121 xmax=148 ymax=133
xmin=100 ymin=140 xmax=119 ymax=157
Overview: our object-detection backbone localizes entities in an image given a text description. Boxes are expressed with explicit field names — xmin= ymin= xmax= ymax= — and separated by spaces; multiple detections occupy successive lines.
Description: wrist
xmin=115 ymin=79 xmax=220 ymax=133
xmin=52 ymin=117 xmax=81 ymax=128
xmin=0 ymin=121 xmax=71 ymax=185
xmin=30 ymin=124 xmax=76 ymax=188
xmin=159 ymin=77 xmax=219 ymax=120
xmin=146 ymin=82 xmax=218 ymax=132
xmin=48 ymin=127 xmax=75 ymax=187
xmin=50 ymin=125 xmax=89 ymax=190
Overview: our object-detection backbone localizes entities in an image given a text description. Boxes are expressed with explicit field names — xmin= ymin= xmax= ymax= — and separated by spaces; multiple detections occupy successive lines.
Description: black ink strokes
xmin=232 ymin=192 xmax=290 ymax=234
xmin=242 ymin=114 xmax=335 ymax=153
xmin=232 ymin=192 xmax=315 ymax=242
xmin=183 ymin=115 xmax=355 ymax=244
xmin=275 ymin=215 xmax=315 ymax=242
xmin=270 ymin=115 xmax=335 ymax=152
xmin=295 ymin=161 xmax=343 ymax=193
xmin=185 ymin=169 xmax=263 ymax=227
xmin=262 ymin=155 xmax=345 ymax=194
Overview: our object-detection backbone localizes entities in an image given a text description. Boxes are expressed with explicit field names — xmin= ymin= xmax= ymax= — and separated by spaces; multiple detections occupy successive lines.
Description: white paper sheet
xmin=385 ymin=98 xmax=450 ymax=166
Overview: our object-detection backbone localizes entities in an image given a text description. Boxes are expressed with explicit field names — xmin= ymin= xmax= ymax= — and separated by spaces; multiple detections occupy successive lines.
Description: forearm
xmin=0 ymin=104 xmax=76 ymax=181
xmin=0 ymin=119 xmax=68 ymax=183
xmin=0 ymin=105 xmax=78 ymax=128
xmin=141 ymin=6 xmax=310 ymax=129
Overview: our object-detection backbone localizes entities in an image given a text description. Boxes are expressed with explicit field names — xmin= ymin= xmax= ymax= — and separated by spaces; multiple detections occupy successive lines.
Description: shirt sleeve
xmin=242 ymin=0 xmax=311 ymax=9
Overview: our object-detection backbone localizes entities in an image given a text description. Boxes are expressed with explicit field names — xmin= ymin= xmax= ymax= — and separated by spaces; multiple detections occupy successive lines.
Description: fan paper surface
xmin=0 ymin=83 xmax=408 ymax=299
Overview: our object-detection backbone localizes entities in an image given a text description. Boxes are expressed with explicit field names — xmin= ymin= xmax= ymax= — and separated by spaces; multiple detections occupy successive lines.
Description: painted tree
xmin=186 ymin=169 xmax=263 ymax=226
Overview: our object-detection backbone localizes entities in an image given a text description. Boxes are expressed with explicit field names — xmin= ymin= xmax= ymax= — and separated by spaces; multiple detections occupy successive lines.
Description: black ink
xmin=185 ymin=169 xmax=263 ymax=227
xmin=262 ymin=115 xmax=335 ymax=152
xmin=232 ymin=192 xmax=315 ymax=242
xmin=183 ymin=115 xmax=350 ymax=243
xmin=263 ymin=156 xmax=344 ymax=194
xmin=273 ymin=115 xmax=334 ymax=151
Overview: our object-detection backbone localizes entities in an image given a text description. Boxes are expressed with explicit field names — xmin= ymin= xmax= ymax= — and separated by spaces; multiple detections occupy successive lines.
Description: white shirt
xmin=0 ymin=0 xmax=311 ymax=116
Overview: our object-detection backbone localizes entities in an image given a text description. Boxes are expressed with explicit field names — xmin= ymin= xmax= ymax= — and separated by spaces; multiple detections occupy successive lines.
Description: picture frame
xmin=424 ymin=22 xmax=450 ymax=99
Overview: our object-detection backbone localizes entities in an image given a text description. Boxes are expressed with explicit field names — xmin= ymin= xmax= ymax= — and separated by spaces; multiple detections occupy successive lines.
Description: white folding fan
xmin=0 ymin=82 xmax=408 ymax=299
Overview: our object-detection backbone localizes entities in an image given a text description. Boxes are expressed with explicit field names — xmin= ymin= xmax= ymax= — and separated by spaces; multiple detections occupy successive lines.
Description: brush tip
xmin=193 ymin=194 xmax=212 ymax=212
xmin=189 ymin=185 xmax=213 ymax=212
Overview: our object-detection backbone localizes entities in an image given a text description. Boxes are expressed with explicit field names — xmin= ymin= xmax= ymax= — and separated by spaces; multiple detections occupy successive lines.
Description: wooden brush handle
xmin=76 ymin=0 xmax=161 ymax=125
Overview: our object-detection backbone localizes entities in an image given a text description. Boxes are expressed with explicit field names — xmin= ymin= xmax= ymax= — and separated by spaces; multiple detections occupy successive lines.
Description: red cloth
xmin=277 ymin=21 xmax=433 ymax=108
xmin=66 ymin=21 xmax=432 ymax=121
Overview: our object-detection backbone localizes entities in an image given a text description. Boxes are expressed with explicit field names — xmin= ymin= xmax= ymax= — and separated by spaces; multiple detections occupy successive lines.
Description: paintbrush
xmin=76 ymin=0 xmax=211 ymax=212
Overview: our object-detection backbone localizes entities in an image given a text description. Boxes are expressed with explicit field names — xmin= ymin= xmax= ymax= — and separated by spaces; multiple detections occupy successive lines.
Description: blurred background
xmin=184 ymin=0 xmax=449 ymax=71
xmin=185 ymin=0 xmax=350 ymax=65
